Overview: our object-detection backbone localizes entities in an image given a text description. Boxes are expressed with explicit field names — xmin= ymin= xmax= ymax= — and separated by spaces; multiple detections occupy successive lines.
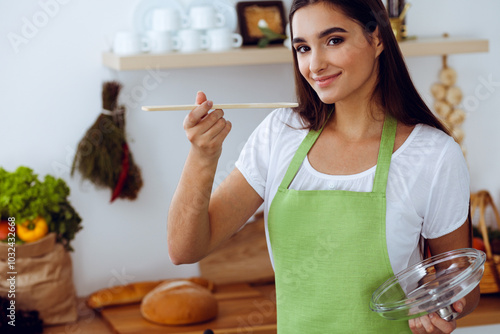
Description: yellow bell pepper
xmin=17 ymin=216 xmax=49 ymax=243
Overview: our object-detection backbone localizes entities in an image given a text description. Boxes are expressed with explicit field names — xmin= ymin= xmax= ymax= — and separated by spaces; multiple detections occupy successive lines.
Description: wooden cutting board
xmin=100 ymin=283 xmax=277 ymax=334
xmin=199 ymin=213 xmax=275 ymax=285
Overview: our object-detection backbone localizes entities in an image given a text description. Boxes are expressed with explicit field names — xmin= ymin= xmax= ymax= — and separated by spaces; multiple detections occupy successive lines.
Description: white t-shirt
xmin=235 ymin=108 xmax=470 ymax=275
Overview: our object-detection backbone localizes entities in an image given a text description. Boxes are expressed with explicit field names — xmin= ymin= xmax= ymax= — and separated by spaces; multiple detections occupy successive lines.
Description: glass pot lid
xmin=370 ymin=248 xmax=486 ymax=321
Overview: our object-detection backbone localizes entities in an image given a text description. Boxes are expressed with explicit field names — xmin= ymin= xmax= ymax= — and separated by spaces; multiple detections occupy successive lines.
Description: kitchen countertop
xmin=456 ymin=293 xmax=500 ymax=327
xmin=43 ymin=297 xmax=111 ymax=334
xmin=44 ymin=290 xmax=500 ymax=333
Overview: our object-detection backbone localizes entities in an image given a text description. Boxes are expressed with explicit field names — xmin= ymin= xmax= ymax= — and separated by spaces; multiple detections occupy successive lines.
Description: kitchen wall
xmin=1 ymin=0 xmax=499 ymax=298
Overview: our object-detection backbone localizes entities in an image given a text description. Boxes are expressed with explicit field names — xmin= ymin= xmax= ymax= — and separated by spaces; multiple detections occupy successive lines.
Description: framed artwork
xmin=236 ymin=1 xmax=287 ymax=45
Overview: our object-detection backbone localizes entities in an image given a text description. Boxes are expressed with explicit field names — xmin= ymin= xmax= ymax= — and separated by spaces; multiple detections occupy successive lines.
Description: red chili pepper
xmin=110 ymin=142 xmax=130 ymax=202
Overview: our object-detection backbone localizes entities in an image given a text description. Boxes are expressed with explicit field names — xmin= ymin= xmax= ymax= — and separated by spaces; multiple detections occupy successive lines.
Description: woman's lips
xmin=314 ymin=73 xmax=341 ymax=88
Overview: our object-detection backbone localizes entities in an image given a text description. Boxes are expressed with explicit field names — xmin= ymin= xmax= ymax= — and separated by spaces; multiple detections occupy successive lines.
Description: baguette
xmin=87 ymin=277 xmax=214 ymax=309
xmin=140 ymin=280 xmax=218 ymax=325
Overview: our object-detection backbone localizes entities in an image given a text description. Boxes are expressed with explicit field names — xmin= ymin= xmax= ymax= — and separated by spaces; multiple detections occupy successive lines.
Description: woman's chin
xmin=315 ymin=90 xmax=343 ymax=105
xmin=318 ymin=96 xmax=338 ymax=105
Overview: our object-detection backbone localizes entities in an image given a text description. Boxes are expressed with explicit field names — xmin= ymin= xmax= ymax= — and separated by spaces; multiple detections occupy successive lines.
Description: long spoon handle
xmin=142 ymin=102 xmax=298 ymax=111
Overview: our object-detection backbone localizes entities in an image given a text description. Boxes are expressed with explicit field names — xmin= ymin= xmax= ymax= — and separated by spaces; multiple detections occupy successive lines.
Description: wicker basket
xmin=470 ymin=190 xmax=500 ymax=294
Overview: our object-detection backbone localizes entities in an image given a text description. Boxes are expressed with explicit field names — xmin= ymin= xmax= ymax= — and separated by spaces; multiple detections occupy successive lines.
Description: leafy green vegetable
xmin=0 ymin=166 xmax=82 ymax=251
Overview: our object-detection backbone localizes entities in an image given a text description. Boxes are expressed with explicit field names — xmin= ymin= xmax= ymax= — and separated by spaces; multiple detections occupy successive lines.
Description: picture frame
xmin=236 ymin=1 xmax=287 ymax=45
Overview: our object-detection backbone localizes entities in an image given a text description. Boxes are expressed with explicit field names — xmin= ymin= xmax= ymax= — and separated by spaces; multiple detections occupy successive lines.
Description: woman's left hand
xmin=408 ymin=298 xmax=465 ymax=333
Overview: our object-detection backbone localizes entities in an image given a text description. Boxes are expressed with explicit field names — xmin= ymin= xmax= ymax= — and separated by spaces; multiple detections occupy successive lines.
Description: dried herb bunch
xmin=71 ymin=81 xmax=143 ymax=202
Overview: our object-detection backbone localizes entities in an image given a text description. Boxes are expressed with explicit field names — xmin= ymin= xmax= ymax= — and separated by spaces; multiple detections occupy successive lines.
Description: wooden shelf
xmin=102 ymin=37 xmax=489 ymax=71
xmin=398 ymin=36 xmax=489 ymax=57
xmin=102 ymin=45 xmax=292 ymax=71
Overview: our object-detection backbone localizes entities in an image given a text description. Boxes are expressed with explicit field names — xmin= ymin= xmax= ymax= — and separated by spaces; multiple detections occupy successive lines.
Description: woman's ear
xmin=373 ymin=26 xmax=384 ymax=58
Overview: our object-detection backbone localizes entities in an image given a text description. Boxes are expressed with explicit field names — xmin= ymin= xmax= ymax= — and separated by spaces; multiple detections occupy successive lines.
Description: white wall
xmin=1 ymin=0 xmax=499 ymax=298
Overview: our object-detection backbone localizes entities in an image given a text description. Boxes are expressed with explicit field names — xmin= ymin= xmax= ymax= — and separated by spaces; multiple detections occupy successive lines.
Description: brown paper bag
xmin=0 ymin=233 xmax=78 ymax=325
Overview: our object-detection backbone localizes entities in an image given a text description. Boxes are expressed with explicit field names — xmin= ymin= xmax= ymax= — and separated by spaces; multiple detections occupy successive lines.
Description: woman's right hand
xmin=183 ymin=91 xmax=232 ymax=160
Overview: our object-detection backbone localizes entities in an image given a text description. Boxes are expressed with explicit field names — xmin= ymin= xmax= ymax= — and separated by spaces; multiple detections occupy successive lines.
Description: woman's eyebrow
xmin=318 ymin=27 xmax=348 ymax=39
xmin=292 ymin=36 xmax=306 ymax=44
xmin=292 ymin=26 xmax=348 ymax=44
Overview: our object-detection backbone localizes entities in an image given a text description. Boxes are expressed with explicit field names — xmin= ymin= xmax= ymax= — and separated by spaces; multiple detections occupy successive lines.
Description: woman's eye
xmin=328 ymin=37 xmax=343 ymax=45
xmin=295 ymin=45 xmax=310 ymax=53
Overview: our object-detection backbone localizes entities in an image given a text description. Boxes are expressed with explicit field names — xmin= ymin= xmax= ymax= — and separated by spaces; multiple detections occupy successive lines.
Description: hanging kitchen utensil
xmin=370 ymin=248 xmax=486 ymax=321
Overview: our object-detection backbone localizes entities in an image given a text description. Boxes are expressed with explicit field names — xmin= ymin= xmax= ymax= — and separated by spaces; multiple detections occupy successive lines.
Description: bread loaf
xmin=140 ymin=280 xmax=218 ymax=325
xmin=87 ymin=277 xmax=214 ymax=309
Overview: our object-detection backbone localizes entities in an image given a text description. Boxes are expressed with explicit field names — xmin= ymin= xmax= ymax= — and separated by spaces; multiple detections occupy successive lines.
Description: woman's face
xmin=291 ymin=2 xmax=383 ymax=105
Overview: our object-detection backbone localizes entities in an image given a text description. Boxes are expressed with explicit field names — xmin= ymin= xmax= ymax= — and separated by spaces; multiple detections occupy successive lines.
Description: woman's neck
xmin=328 ymin=97 xmax=385 ymax=142
xmin=325 ymin=60 xmax=385 ymax=141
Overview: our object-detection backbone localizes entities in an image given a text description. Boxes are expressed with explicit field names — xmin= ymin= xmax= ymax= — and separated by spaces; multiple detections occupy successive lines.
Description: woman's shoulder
xmin=395 ymin=123 xmax=465 ymax=168
xmin=257 ymin=108 xmax=308 ymax=140
xmin=402 ymin=123 xmax=456 ymax=149
xmin=415 ymin=124 xmax=458 ymax=150
xmin=267 ymin=107 xmax=306 ymax=128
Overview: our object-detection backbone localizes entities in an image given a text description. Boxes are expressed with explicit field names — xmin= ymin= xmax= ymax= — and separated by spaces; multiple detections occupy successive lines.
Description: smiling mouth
xmin=314 ymin=73 xmax=341 ymax=87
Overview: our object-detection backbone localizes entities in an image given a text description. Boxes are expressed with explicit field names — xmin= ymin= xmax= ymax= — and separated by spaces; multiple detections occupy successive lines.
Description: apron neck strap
xmin=279 ymin=112 xmax=397 ymax=193
xmin=372 ymin=114 xmax=397 ymax=194
xmin=278 ymin=110 xmax=332 ymax=189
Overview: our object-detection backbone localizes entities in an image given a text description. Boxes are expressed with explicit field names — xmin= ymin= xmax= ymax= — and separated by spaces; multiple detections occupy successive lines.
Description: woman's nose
xmin=309 ymin=49 xmax=327 ymax=74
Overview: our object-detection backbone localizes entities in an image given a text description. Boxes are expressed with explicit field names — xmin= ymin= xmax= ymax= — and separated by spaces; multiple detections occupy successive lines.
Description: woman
xmin=167 ymin=0 xmax=479 ymax=332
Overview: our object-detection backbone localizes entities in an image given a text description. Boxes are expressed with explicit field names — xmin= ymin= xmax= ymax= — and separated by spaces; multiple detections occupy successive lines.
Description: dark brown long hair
xmin=290 ymin=0 xmax=449 ymax=134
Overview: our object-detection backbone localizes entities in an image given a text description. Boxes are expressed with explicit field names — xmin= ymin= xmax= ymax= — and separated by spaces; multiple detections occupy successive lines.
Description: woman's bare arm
xmin=167 ymin=92 xmax=263 ymax=264
xmin=427 ymin=219 xmax=480 ymax=319
xmin=409 ymin=219 xmax=479 ymax=333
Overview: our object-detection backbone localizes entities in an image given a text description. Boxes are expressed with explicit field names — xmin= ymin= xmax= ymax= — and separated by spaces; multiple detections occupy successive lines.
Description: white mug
xmin=151 ymin=8 xmax=188 ymax=32
xmin=206 ymin=28 xmax=242 ymax=52
xmin=177 ymin=29 xmax=209 ymax=53
xmin=113 ymin=31 xmax=148 ymax=55
xmin=189 ymin=6 xmax=225 ymax=30
xmin=146 ymin=30 xmax=180 ymax=53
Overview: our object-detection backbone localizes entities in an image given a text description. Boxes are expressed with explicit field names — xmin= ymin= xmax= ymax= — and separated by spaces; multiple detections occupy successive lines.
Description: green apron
xmin=268 ymin=115 xmax=411 ymax=333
